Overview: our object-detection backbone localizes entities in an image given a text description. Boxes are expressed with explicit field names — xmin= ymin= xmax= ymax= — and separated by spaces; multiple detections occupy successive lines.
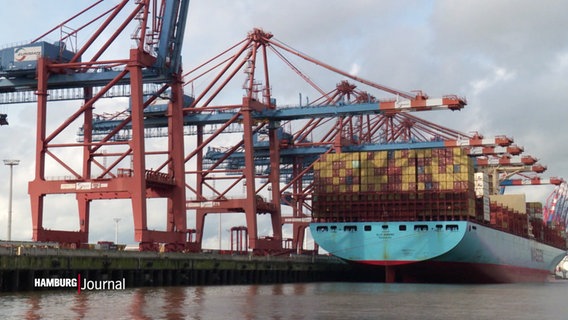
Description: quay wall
xmin=0 ymin=247 xmax=352 ymax=292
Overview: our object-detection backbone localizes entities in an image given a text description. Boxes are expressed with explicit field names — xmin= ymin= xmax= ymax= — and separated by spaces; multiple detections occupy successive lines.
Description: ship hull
xmin=310 ymin=221 xmax=566 ymax=283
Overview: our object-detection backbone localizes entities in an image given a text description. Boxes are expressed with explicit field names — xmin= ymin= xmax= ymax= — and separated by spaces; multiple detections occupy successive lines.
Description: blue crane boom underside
xmin=86 ymin=101 xmax=452 ymax=176
xmin=0 ymin=69 xmax=169 ymax=93
xmin=90 ymin=101 xmax=386 ymax=132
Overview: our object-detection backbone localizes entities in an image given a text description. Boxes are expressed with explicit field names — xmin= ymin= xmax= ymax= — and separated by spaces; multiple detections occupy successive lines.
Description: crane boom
xmin=500 ymin=177 xmax=564 ymax=186
xmin=155 ymin=0 xmax=190 ymax=74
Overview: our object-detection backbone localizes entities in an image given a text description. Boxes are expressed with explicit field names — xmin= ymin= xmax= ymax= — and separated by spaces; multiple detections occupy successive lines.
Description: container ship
xmin=309 ymin=148 xmax=567 ymax=283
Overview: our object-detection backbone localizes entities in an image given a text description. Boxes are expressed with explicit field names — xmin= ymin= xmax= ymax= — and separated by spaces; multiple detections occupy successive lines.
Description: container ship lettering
xmin=309 ymin=149 xmax=567 ymax=283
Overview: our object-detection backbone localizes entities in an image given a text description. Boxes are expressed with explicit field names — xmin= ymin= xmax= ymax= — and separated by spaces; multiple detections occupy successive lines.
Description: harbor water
xmin=1 ymin=281 xmax=567 ymax=319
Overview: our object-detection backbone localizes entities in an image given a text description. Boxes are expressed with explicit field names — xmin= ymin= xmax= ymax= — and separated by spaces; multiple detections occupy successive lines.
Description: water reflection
xmin=163 ymin=287 xmax=187 ymax=319
xmin=129 ymin=288 xmax=152 ymax=320
xmin=188 ymin=286 xmax=205 ymax=320
xmin=242 ymin=285 xmax=259 ymax=320
xmin=71 ymin=291 xmax=88 ymax=319
xmin=5 ymin=282 xmax=568 ymax=319
xmin=25 ymin=294 xmax=41 ymax=320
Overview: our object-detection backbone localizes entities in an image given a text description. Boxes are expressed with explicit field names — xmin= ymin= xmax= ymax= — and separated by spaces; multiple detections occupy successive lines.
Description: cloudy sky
xmin=0 ymin=0 xmax=567 ymax=248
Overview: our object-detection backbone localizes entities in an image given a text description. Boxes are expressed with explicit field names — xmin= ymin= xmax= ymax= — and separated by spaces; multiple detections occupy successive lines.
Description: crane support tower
xmin=22 ymin=0 xmax=191 ymax=251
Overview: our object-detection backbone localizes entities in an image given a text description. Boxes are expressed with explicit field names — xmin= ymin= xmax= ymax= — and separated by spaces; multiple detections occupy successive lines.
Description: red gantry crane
xmin=0 ymin=1 xmax=192 ymax=251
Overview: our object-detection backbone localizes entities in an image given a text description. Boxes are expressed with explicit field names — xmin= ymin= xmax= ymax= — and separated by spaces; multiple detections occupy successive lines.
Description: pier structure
xmin=0 ymin=245 xmax=351 ymax=292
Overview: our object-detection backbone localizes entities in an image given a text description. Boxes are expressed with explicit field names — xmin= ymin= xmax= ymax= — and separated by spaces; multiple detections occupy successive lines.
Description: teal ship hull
xmin=310 ymin=221 xmax=566 ymax=283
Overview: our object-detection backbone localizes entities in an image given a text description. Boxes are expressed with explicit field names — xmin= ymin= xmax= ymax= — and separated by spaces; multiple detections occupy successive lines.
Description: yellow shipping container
xmin=447 ymin=173 xmax=455 ymax=182
xmin=327 ymin=169 xmax=335 ymax=178
xmin=332 ymin=177 xmax=340 ymax=185
xmin=322 ymin=161 xmax=334 ymax=170
xmin=313 ymin=162 xmax=321 ymax=170
xmin=431 ymin=157 xmax=439 ymax=166
xmin=328 ymin=169 xmax=339 ymax=178
xmin=368 ymin=158 xmax=379 ymax=169
xmin=403 ymin=166 xmax=416 ymax=175
xmin=432 ymin=166 xmax=438 ymax=174
xmin=402 ymin=183 xmax=413 ymax=191
xmin=396 ymin=158 xmax=408 ymax=167
xmin=468 ymin=199 xmax=476 ymax=217
xmin=376 ymin=151 xmax=387 ymax=159
xmin=372 ymin=159 xmax=388 ymax=168
xmin=456 ymin=155 xmax=469 ymax=165
xmin=432 ymin=173 xmax=441 ymax=182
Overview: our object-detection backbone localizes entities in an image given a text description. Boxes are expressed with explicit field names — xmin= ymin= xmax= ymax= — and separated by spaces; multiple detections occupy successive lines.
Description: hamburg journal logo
xmin=34 ymin=274 xmax=126 ymax=293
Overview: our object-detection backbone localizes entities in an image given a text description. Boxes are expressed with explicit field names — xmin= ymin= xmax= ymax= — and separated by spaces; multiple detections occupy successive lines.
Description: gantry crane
xmin=0 ymin=1 xmax=192 ymax=250
xmin=473 ymin=153 xmax=563 ymax=194
xmin=544 ymin=182 xmax=568 ymax=228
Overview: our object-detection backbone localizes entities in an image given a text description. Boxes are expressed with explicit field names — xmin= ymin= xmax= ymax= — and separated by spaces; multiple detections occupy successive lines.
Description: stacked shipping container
xmin=312 ymin=148 xmax=476 ymax=221
xmin=526 ymin=202 xmax=566 ymax=248
xmin=530 ymin=219 xmax=566 ymax=249
xmin=488 ymin=202 xmax=529 ymax=237
xmin=526 ymin=202 xmax=543 ymax=220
